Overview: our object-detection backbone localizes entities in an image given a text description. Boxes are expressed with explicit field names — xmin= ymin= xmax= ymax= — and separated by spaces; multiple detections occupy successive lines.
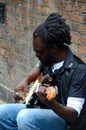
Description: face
xmin=33 ymin=37 xmax=54 ymax=67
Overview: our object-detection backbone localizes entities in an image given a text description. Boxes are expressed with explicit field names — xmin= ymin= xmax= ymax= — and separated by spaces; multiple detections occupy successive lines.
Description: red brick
xmin=70 ymin=44 xmax=79 ymax=53
xmin=73 ymin=3 xmax=86 ymax=13
xmin=72 ymin=0 xmax=86 ymax=4
xmin=54 ymin=0 xmax=61 ymax=8
xmin=79 ymin=46 xmax=86 ymax=55
xmin=42 ymin=0 xmax=53 ymax=6
xmin=6 ymin=5 xmax=12 ymax=12
xmin=61 ymin=1 xmax=73 ymax=12
xmin=81 ymin=36 xmax=86 ymax=45
xmin=78 ymin=25 xmax=86 ymax=35
xmin=68 ymin=13 xmax=86 ymax=24
xmin=68 ymin=22 xmax=86 ymax=35
xmin=0 ymin=41 xmax=8 ymax=49
xmin=6 ymin=20 xmax=14 ymax=28
xmin=0 ymin=48 xmax=5 ymax=55
xmin=71 ymin=32 xmax=81 ymax=44
xmin=81 ymin=56 xmax=86 ymax=63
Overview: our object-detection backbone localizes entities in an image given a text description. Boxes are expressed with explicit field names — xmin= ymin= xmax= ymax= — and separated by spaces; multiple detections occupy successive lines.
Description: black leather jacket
xmin=39 ymin=47 xmax=86 ymax=130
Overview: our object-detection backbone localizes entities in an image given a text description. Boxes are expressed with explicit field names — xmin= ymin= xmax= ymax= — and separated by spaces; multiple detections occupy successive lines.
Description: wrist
xmin=49 ymin=100 xmax=61 ymax=110
xmin=23 ymin=78 xmax=29 ymax=87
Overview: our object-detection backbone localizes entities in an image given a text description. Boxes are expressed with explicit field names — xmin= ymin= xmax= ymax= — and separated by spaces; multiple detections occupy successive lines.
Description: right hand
xmin=14 ymin=80 xmax=28 ymax=103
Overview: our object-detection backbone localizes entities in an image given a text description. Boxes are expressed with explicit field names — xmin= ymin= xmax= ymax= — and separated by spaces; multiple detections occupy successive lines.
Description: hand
xmin=45 ymin=86 xmax=56 ymax=101
xmin=14 ymin=80 xmax=28 ymax=103
xmin=36 ymin=85 xmax=56 ymax=106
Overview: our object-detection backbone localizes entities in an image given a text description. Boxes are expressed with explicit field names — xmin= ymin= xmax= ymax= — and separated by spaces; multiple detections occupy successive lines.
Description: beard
xmin=39 ymin=56 xmax=54 ymax=67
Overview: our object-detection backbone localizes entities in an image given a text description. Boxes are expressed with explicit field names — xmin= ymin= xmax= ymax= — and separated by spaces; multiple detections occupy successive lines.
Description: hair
xmin=33 ymin=13 xmax=71 ymax=49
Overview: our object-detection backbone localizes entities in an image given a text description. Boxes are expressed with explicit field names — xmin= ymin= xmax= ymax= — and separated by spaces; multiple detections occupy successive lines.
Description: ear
xmin=53 ymin=44 xmax=58 ymax=49
xmin=53 ymin=45 xmax=58 ymax=51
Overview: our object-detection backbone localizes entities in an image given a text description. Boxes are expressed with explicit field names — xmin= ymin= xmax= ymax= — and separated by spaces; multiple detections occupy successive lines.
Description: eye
xmin=36 ymin=51 xmax=43 ymax=56
xmin=35 ymin=50 xmax=44 ymax=55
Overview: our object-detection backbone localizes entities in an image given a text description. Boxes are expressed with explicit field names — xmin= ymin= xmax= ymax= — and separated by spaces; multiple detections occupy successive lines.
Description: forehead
xmin=33 ymin=37 xmax=45 ymax=51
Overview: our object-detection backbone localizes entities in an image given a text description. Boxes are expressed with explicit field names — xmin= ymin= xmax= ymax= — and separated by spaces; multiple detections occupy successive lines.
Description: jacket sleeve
xmin=68 ymin=65 xmax=86 ymax=98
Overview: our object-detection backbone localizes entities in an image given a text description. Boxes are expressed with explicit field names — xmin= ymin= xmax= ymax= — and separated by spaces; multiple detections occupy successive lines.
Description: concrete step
xmin=0 ymin=100 xmax=6 ymax=104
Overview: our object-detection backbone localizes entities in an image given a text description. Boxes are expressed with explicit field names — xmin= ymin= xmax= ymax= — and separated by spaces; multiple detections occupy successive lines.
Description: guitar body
xmin=25 ymin=74 xmax=56 ymax=108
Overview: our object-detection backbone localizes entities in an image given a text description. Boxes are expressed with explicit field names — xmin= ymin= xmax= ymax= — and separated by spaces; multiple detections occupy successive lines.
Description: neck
xmin=54 ymin=48 xmax=67 ymax=63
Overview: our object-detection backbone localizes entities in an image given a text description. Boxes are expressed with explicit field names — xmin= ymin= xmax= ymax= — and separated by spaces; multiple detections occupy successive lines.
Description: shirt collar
xmin=52 ymin=47 xmax=76 ymax=72
xmin=52 ymin=61 xmax=64 ymax=72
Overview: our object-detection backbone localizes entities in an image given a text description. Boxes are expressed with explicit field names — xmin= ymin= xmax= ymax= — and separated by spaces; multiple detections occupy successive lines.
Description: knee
xmin=17 ymin=109 xmax=44 ymax=130
xmin=17 ymin=109 xmax=40 ymax=127
xmin=17 ymin=109 xmax=27 ymax=124
xmin=17 ymin=109 xmax=36 ymax=123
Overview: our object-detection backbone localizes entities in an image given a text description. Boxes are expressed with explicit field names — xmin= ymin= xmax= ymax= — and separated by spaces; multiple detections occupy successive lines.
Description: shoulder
xmin=73 ymin=55 xmax=86 ymax=71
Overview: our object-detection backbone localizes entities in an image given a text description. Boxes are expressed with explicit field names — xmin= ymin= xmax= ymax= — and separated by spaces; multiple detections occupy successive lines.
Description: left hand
xmin=36 ymin=85 xmax=56 ymax=106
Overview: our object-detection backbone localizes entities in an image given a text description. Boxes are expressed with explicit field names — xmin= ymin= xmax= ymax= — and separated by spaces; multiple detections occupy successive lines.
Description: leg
xmin=0 ymin=103 xmax=25 ymax=130
xmin=17 ymin=108 xmax=67 ymax=130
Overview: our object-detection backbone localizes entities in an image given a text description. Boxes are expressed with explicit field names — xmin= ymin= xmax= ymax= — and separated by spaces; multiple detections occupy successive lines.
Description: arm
xmin=36 ymin=67 xmax=86 ymax=122
xmin=14 ymin=65 xmax=41 ymax=102
xmin=49 ymin=100 xmax=78 ymax=122
xmin=36 ymin=92 xmax=78 ymax=122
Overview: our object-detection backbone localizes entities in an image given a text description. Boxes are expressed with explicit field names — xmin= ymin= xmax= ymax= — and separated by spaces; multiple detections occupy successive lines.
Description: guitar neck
xmin=25 ymin=74 xmax=42 ymax=105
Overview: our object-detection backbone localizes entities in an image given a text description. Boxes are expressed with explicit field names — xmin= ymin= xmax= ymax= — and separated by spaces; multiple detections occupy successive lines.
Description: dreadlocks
xmin=33 ymin=13 xmax=71 ymax=49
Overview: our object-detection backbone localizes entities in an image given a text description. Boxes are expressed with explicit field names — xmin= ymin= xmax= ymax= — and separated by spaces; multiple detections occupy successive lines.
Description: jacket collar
xmin=49 ymin=48 xmax=76 ymax=76
xmin=63 ymin=47 xmax=76 ymax=69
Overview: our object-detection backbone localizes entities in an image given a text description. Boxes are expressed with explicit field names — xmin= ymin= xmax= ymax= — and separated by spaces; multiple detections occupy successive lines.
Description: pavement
xmin=0 ymin=100 xmax=6 ymax=104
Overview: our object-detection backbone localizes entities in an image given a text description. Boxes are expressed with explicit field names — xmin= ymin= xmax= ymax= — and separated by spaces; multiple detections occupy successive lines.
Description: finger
xmin=46 ymin=87 xmax=56 ymax=101
xmin=43 ymin=84 xmax=49 ymax=87
xmin=23 ymin=88 xmax=28 ymax=97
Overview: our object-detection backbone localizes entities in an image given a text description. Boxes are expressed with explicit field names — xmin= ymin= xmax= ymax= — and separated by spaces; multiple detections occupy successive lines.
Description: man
xmin=0 ymin=13 xmax=86 ymax=130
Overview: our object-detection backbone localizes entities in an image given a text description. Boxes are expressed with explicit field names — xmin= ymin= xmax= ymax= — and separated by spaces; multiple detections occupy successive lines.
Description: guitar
xmin=25 ymin=73 xmax=56 ymax=108
xmin=25 ymin=74 xmax=42 ymax=107
xmin=14 ymin=74 xmax=56 ymax=107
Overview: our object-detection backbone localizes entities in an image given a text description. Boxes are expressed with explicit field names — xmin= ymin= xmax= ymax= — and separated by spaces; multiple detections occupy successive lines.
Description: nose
xmin=35 ymin=52 xmax=42 ymax=58
xmin=35 ymin=53 xmax=41 ymax=60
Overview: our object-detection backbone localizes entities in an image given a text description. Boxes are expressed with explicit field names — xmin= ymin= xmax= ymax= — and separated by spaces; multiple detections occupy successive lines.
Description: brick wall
xmin=0 ymin=0 xmax=86 ymax=102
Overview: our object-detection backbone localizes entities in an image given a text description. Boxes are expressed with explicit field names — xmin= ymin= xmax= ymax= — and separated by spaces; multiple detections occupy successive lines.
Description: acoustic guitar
xmin=25 ymin=73 xmax=56 ymax=108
